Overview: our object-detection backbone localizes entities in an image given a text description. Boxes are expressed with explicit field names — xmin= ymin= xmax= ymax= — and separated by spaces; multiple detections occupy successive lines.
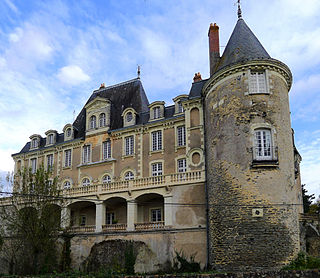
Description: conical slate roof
xmin=215 ymin=18 xmax=270 ymax=72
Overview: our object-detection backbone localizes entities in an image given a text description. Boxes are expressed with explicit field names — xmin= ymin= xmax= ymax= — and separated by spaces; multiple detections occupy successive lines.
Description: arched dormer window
xmin=99 ymin=113 xmax=106 ymax=127
xmin=66 ymin=128 xmax=72 ymax=137
xmin=63 ymin=124 xmax=74 ymax=141
xmin=31 ymin=138 xmax=38 ymax=148
xmin=29 ymin=134 xmax=41 ymax=150
xmin=173 ymin=94 xmax=188 ymax=115
xmin=90 ymin=115 xmax=96 ymax=129
xmin=153 ymin=106 xmax=160 ymax=119
xmin=121 ymin=108 xmax=137 ymax=127
xmin=45 ymin=130 xmax=57 ymax=146
xmin=148 ymin=101 xmax=165 ymax=121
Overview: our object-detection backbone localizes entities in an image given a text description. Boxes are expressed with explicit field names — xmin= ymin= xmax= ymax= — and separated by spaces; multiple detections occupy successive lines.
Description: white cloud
xmin=4 ymin=0 xmax=18 ymax=14
xmin=9 ymin=27 xmax=23 ymax=42
xmin=57 ymin=65 xmax=91 ymax=85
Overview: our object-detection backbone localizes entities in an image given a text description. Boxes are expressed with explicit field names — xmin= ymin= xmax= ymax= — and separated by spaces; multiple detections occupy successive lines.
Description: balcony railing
xmin=134 ymin=221 xmax=165 ymax=230
xmin=102 ymin=223 xmax=127 ymax=231
xmin=67 ymin=225 xmax=96 ymax=233
xmin=63 ymin=170 xmax=205 ymax=197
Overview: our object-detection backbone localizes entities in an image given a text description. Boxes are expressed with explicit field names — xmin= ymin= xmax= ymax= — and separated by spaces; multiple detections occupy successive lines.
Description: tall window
xmin=31 ymin=138 xmax=38 ymax=148
xmin=99 ymin=113 xmax=106 ymax=127
xmin=90 ymin=115 xmax=96 ymax=129
xmin=66 ymin=128 xmax=72 ymax=137
xmin=177 ymin=126 xmax=186 ymax=146
xmin=125 ymin=136 xmax=134 ymax=155
xmin=151 ymin=209 xmax=162 ymax=222
xmin=124 ymin=171 xmax=134 ymax=180
xmin=177 ymin=158 xmax=187 ymax=172
xmin=82 ymin=178 xmax=90 ymax=186
xmin=47 ymin=154 xmax=53 ymax=171
xmin=103 ymin=140 xmax=111 ymax=160
xmin=48 ymin=134 xmax=54 ymax=145
xmin=102 ymin=174 xmax=111 ymax=184
xmin=153 ymin=106 xmax=161 ymax=119
xmin=152 ymin=162 xmax=163 ymax=176
xmin=178 ymin=101 xmax=184 ymax=113
xmin=31 ymin=158 xmax=37 ymax=174
xmin=254 ymin=129 xmax=272 ymax=160
xmin=64 ymin=149 xmax=72 ymax=167
xmin=126 ymin=112 xmax=133 ymax=122
xmin=83 ymin=145 xmax=91 ymax=164
xmin=106 ymin=212 xmax=115 ymax=224
xmin=249 ymin=71 xmax=267 ymax=94
xmin=152 ymin=130 xmax=162 ymax=151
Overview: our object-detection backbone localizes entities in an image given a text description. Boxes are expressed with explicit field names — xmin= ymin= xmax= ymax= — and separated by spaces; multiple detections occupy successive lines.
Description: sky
xmin=0 ymin=0 xmax=319 ymax=198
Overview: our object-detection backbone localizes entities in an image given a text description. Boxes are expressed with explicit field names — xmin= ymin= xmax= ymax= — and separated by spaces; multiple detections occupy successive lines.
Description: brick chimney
xmin=193 ymin=72 xmax=202 ymax=83
xmin=208 ymin=23 xmax=220 ymax=76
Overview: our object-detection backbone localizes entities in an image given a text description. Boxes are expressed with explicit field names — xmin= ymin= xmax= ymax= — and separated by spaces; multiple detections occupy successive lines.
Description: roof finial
xmin=237 ymin=0 xmax=242 ymax=19
xmin=137 ymin=65 xmax=141 ymax=79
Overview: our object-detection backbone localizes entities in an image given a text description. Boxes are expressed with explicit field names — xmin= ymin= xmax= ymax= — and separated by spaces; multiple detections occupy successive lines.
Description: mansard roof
xmin=215 ymin=18 xmax=270 ymax=72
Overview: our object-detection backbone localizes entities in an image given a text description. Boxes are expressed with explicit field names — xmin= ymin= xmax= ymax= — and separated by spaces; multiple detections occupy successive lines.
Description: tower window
xmin=254 ymin=129 xmax=272 ymax=160
xmin=249 ymin=71 xmax=267 ymax=94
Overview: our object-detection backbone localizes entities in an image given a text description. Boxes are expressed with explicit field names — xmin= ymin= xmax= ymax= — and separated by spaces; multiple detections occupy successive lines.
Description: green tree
xmin=302 ymin=184 xmax=315 ymax=213
xmin=0 ymin=165 xmax=63 ymax=275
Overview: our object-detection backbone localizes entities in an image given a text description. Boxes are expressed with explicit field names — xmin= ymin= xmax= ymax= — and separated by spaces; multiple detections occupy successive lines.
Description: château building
xmin=9 ymin=9 xmax=303 ymax=272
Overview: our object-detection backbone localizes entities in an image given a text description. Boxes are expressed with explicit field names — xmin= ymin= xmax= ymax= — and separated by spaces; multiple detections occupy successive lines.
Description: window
xmin=153 ymin=106 xmax=161 ymax=119
xmin=31 ymin=138 xmax=38 ymax=148
xmin=80 ymin=215 xmax=86 ymax=226
xmin=66 ymin=128 xmax=72 ymax=137
xmin=178 ymin=101 xmax=184 ymax=113
xmin=99 ymin=113 xmax=106 ymax=127
xmin=177 ymin=126 xmax=186 ymax=146
xmin=249 ymin=71 xmax=267 ymax=94
xmin=47 ymin=154 xmax=53 ymax=171
xmin=82 ymin=178 xmax=90 ymax=186
xmin=48 ymin=134 xmax=54 ymax=145
xmin=151 ymin=209 xmax=162 ymax=222
xmin=177 ymin=158 xmax=187 ymax=172
xmin=125 ymin=136 xmax=134 ymax=156
xmin=124 ymin=171 xmax=134 ymax=180
xmin=151 ymin=162 xmax=163 ymax=176
xmin=63 ymin=181 xmax=71 ymax=189
xmin=102 ymin=174 xmax=111 ymax=184
xmin=106 ymin=212 xmax=115 ymax=225
xmin=90 ymin=115 xmax=96 ymax=129
xmin=64 ymin=149 xmax=72 ymax=167
xmin=126 ymin=112 xmax=133 ymax=122
xmin=31 ymin=158 xmax=37 ymax=174
xmin=152 ymin=130 xmax=162 ymax=151
xmin=103 ymin=140 xmax=111 ymax=160
xmin=254 ymin=129 xmax=272 ymax=160
xmin=83 ymin=145 xmax=91 ymax=164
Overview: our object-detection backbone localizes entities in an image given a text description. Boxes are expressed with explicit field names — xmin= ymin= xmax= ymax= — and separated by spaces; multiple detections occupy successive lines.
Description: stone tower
xmin=204 ymin=15 xmax=302 ymax=271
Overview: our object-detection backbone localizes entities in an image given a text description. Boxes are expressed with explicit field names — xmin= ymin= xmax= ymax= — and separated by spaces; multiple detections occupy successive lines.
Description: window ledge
xmin=251 ymin=160 xmax=278 ymax=168
xmin=63 ymin=166 xmax=72 ymax=170
xmin=77 ymin=159 xmax=116 ymax=168
xmin=121 ymin=154 xmax=135 ymax=160
xmin=149 ymin=149 xmax=164 ymax=156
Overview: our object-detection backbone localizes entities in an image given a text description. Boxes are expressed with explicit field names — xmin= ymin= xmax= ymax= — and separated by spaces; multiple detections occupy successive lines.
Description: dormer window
xmin=66 ymin=128 xmax=72 ymax=137
xmin=90 ymin=115 xmax=96 ymax=129
xmin=31 ymin=138 xmax=38 ymax=148
xmin=173 ymin=94 xmax=188 ymax=115
xmin=249 ymin=70 xmax=268 ymax=94
xmin=45 ymin=130 xmax=57 ymax=146
xmin=48 ymin=134 xmax=54 ymax=145
xmin=63 ymin=124 xmax=74 ymax=141
xmin=153 ymin=107 xmax=161 ymax=119
xmin=99 ymin=113 xmax=106 ymax=127
xmin=122 ymin=108 xmax=137 ymax=127
xmin=178 ymin=102 xmax=184 ymax=113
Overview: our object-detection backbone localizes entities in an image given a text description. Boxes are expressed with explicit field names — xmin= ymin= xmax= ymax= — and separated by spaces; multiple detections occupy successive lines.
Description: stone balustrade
xmin=134 ymin=221 xmax=165 ymax=231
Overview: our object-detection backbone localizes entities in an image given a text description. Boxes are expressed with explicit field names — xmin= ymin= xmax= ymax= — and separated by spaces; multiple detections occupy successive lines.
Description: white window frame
xmin=31 ymin=138 xmax=38 ymax=148
xmin=90 ymin=115 xmax=97 ymax=129
xmin=63 ymin=180 xmax=71 ymax=189
xmin=178 ymin=101 xmax=184 ymax=113
xmin=249 ymin=70 xmax=268 ymax=94
xmin=103 ymin=140 xmax=111 ymax=160
xmin=102 ymin=174 xmax=111 ymax=184
xmin=106 ymin=212 xmax=115 ymax=225
xmin=82 ymin=178 xmax=91 ymax=187
xmin=125 ymin=136 xmax=134 ymax=156
xmin=177 ymin=158 xmax=187 ymax=173
xmin=82 ymin=145 xmax=91 ymax=164
xmin=47 ymin=154 xmax=54 ymax=171
xmin=254 ymin=129 xmax=273 ymax=160
xmin=153 ymin=106 xmax=161 ymax=119
xmin=64 ymin=149 xmax=72 ymax=167
xmin=150 ymin=208 xmax=162 ymax=222
xmin=177 ymin=126 xmax=186 ymax=147
xmin=152 ymin=130 xmax=162 ymax=151
xmin=151 ymin=162 xmax=163 ymax=176
xmin=66 ymin=128 xmax=72 ymax=138
xmin=124 ymin=171 xmax=134 ymax=180
xmin=99 ymin=113 xmax=106 ymax=127
xmin=30 ymin=158 xmax=37 ymax=174
xmin=48 ymin=134 xmax=54 ymax=145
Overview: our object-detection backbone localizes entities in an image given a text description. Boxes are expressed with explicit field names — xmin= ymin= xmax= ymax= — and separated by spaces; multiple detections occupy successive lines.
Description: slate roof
xmin=188 ymin=79 xmax=208 ymax=98
xmin=215 ymin=18 xmax=270 ymax=72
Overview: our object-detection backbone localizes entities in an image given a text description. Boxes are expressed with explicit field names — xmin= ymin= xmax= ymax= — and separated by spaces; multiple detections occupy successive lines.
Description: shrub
xmin=283 ymin=252 xmax=320 ymax=270
xmin=173 ymin=250 xmax=201 ymax=273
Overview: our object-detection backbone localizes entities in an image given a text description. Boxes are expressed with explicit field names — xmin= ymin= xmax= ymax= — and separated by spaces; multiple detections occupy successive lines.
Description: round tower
xmin=204 ymin=16 xmax=302 ymax=271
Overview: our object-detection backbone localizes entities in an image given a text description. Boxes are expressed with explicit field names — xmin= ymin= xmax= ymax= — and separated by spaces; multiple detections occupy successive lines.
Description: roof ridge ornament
xmin=237 ymin=0 xmax=242 ymax=19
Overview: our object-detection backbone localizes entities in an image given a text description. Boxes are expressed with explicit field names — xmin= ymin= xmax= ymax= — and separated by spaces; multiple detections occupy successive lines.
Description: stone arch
xmin=135 ymin=193 xmax=164 ymax=225
xmin=68 ymin=201 xmax=96 ymax=227
xmin=190 ymin=107 xmax=200 ymax=127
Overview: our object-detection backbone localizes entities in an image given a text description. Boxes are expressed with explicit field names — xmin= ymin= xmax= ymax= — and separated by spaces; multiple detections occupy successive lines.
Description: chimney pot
xmin=193 ymin=72 xmax=202 ymax=83
xmin=99 ymin=83 xmax=106 ymax=89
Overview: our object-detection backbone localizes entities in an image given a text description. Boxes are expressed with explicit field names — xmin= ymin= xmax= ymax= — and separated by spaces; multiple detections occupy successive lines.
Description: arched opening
xmin=135 ymin=193 xmax=164 ymax=230
xmin=68 ymin=201 xmax=96 ymax=233
xmin=103 ymin=197 xmax=127 ymax=231
xmin=190 ymin=107 xmax=200 ymax=127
